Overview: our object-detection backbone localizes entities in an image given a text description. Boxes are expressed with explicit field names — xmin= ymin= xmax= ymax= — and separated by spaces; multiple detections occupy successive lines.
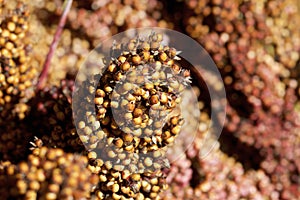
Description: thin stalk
xmin=36 ymin=0 xmax=73 ymax=90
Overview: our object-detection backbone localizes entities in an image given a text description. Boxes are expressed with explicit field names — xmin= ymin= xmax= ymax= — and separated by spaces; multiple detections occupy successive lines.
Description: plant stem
xmin=36 ymin=0 xmax=73 ymax=90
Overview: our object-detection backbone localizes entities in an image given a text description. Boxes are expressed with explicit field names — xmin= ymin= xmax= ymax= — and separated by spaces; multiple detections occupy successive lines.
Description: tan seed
xmin=124 ymin=112 xmax=133 ymax=120
xmin=150 ymin=95 xmax=159 ymax=104
xmin=88 ymin=151 xmax=97 ymax=160
xmin=114 ymin=138 xmax=124 ymax=148
xmin=112 ymin=184 xmax=120 ymax=193
xmin=118 ymin=56 xmax=126 ymax=63
xmin=123 ymin=133 xmax=133 ymax=143
xmin=113 ymin=164 xmax=125 ymax=171
xmin=131 ymin=173 xmax=140 ymax=181
xmin=132 ymin=55 xmax=141 ymax=64
xmin=144 ymin=157 xmax=153 ymax=167
xmin=133 ymin=108 xmax=143 ymax=117
xmin=45 ymin=192 xmax=57 ymax=200
xmin=112 ymin=193 xmax=121 ymax=200
xmin=133 ymin=117 xmax=142 ymax=125
xmin=108 ymin=150 xmax=117 ymax=158
xmin=105 ymin=161 xmax=112 ymax=170
xmin=171 ymin=126 xmax=181 ymax=135
xmin=94 ymin=97 xmax=104 ymax=105
xmin=121 ymin=61 xmax=131 ymax=71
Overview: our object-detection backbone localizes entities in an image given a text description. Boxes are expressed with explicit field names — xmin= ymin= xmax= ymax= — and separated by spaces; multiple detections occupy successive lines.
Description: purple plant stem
xmin=36 ymin=0 xmax=73 ymax=90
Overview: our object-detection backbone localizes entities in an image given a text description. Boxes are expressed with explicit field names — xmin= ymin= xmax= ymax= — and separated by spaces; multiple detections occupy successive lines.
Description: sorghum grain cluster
xmin=0 ymin=0 xmax=37 ymax=121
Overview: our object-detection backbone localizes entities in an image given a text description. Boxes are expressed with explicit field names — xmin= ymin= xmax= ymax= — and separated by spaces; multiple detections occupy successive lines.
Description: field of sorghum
xmin=0 ymin=0 xmax=300 ymax=199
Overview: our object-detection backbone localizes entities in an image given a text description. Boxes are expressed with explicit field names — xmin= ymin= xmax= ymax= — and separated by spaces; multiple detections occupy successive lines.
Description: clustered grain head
xmin=182 ymin=0 xmax=300 ymax=198
xmin=26 ymin=78 xmax=85 ymax=153
xmin=0 ymin=121 xmax=32 ymax=163
xmin=73 ymin=32 xmax=191 ymax=198
xmin=75 ymin=32 xmax=190 ymax=155
xmin=0 ymin=0 xmax=37 ymax=121
xmin=0 ymin=145 xmax=98 ymax=200
xmin=91 ymin=164 xmax=168 ymax=200
xmin=1 ymin=0 xmax=300 ymax=199
xmin=67 ymin=0 xmax=171 ymax=46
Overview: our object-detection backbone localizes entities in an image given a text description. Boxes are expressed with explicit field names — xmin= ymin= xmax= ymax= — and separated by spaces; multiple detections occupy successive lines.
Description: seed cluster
xmin=0 ymin=121 xmax=32 ymax=162
xmin=180 ymin=0 xmax=300 ymax=198
xmin=75 ymin=33 xmax=190 ymax=154
xmin=1 ymin=0 xmax=300 ymax=199
xmin=0 ymin=146 xmax=98 ymax=200
xmin=19 ymin=0 xmax=172 ymax=86
xmin=26 ymin=78 xmax=85 ymax=153
xmin=0 ymin=0 xmax=37 ymax=121
xmin=161 ymin=88 xmax=277 ymax=199
xmin=162 ymin=149 xmax=277 ymax=199
xmin=67 ymin=0 xmax=170 ymax=46
xmin=91 ymin=164 xmax=168 ymax=200
xmin=73 ymin=33 xmax=191 ymax=198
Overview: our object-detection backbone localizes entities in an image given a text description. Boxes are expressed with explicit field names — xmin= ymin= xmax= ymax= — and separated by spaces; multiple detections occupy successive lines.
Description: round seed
xmin=136 ymin=193 xmax=145 ymax=200
xmin=125 ymin=112 xmax=133 ymax=120
xmin=124 ymin=144 xmax=134 ymax=152
xmin=123 ymin=133 xmax=133 ymax=143
xmin=133 ymin=108 xmax=143 ymax=117
xmin=105 ymin=161 xmax=112 ymax=170
xmin=88 ymin=151 xmax=97 ymax=160
xmin=132 ymin=55 xmax=141 ymax=64
xmin=171 ymin=126 xmax=181 ymax=135
xmin=108 ymin=150 xmax=117 ymax=158
xmin=104 ymin=85 xmax=113 ymax=93
xmin=133 ymin=117 xmax=142 ymax=125
xmin=114 ymin=138 xmax=124 ymax=148
xmin=150 ymin=95 xmax=159 ymax=104
xmin=165 ymin=136 xmax=175 ymax=144
xmin=45 ymin=192 xmax=57 ymax=200
xmin=17 ymin=180 xmax=27 ymax=194
xmin=153 ymin=163 xmax=161 ymax=169
xmin=122 ymin=158 xmax=131 ymax=166
xmin=121 ymin=61 xmax=131 ymax=71
xmin=150 ymin=192 xmax=158 ymax=198
xmin=111 ymin=183 xmax=120 ymax=193
xmin=112 ymin=192 xmax=121 ymax=199
xmin=160 ymin=93 xmax=168 ymax=104
xmin=96 ymin=89 xmax=105 ymax=97
xmin=127 ymin=42 xmax=135 ymax=50
xmin=131 ymin=173 xmax=141 ymax=181
xmin=170 ymin=116 xmax=179 ymax=125
xmin=95 ymin=159 xmax=104 ymax=167
xmin=144 ymin=157 xmax=153 ymax=167
xmin=141 ymin=51 xmax=150 ymax=61
xmin=152 ymin=185 xmax=160 ymax=193
xmin=111 ymin=101 xmax=119 ymax=108
xmin=118 ymin=153 xmax=126 ymax=160
xmin=84 ymin=126 xmax=92 ymax=135
xmin=99 ymin=174 xmax=107 ymax=182
xmin=123 ymin=82 xmax=133 ymax=91
xmin=118 ymin=56 xmax=126 ymax=63
xmin=133 ymin=128 xmax=142 ymax=137
xmin=142 ymin=181 xmax=151 ymax=192
xmin=129 ymin=164 xmax=138 ymax=173
xmin=94 ymin=97 xmax=104 ymax=105
xmin=121 ymin=186 xmax=130 ymax=194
